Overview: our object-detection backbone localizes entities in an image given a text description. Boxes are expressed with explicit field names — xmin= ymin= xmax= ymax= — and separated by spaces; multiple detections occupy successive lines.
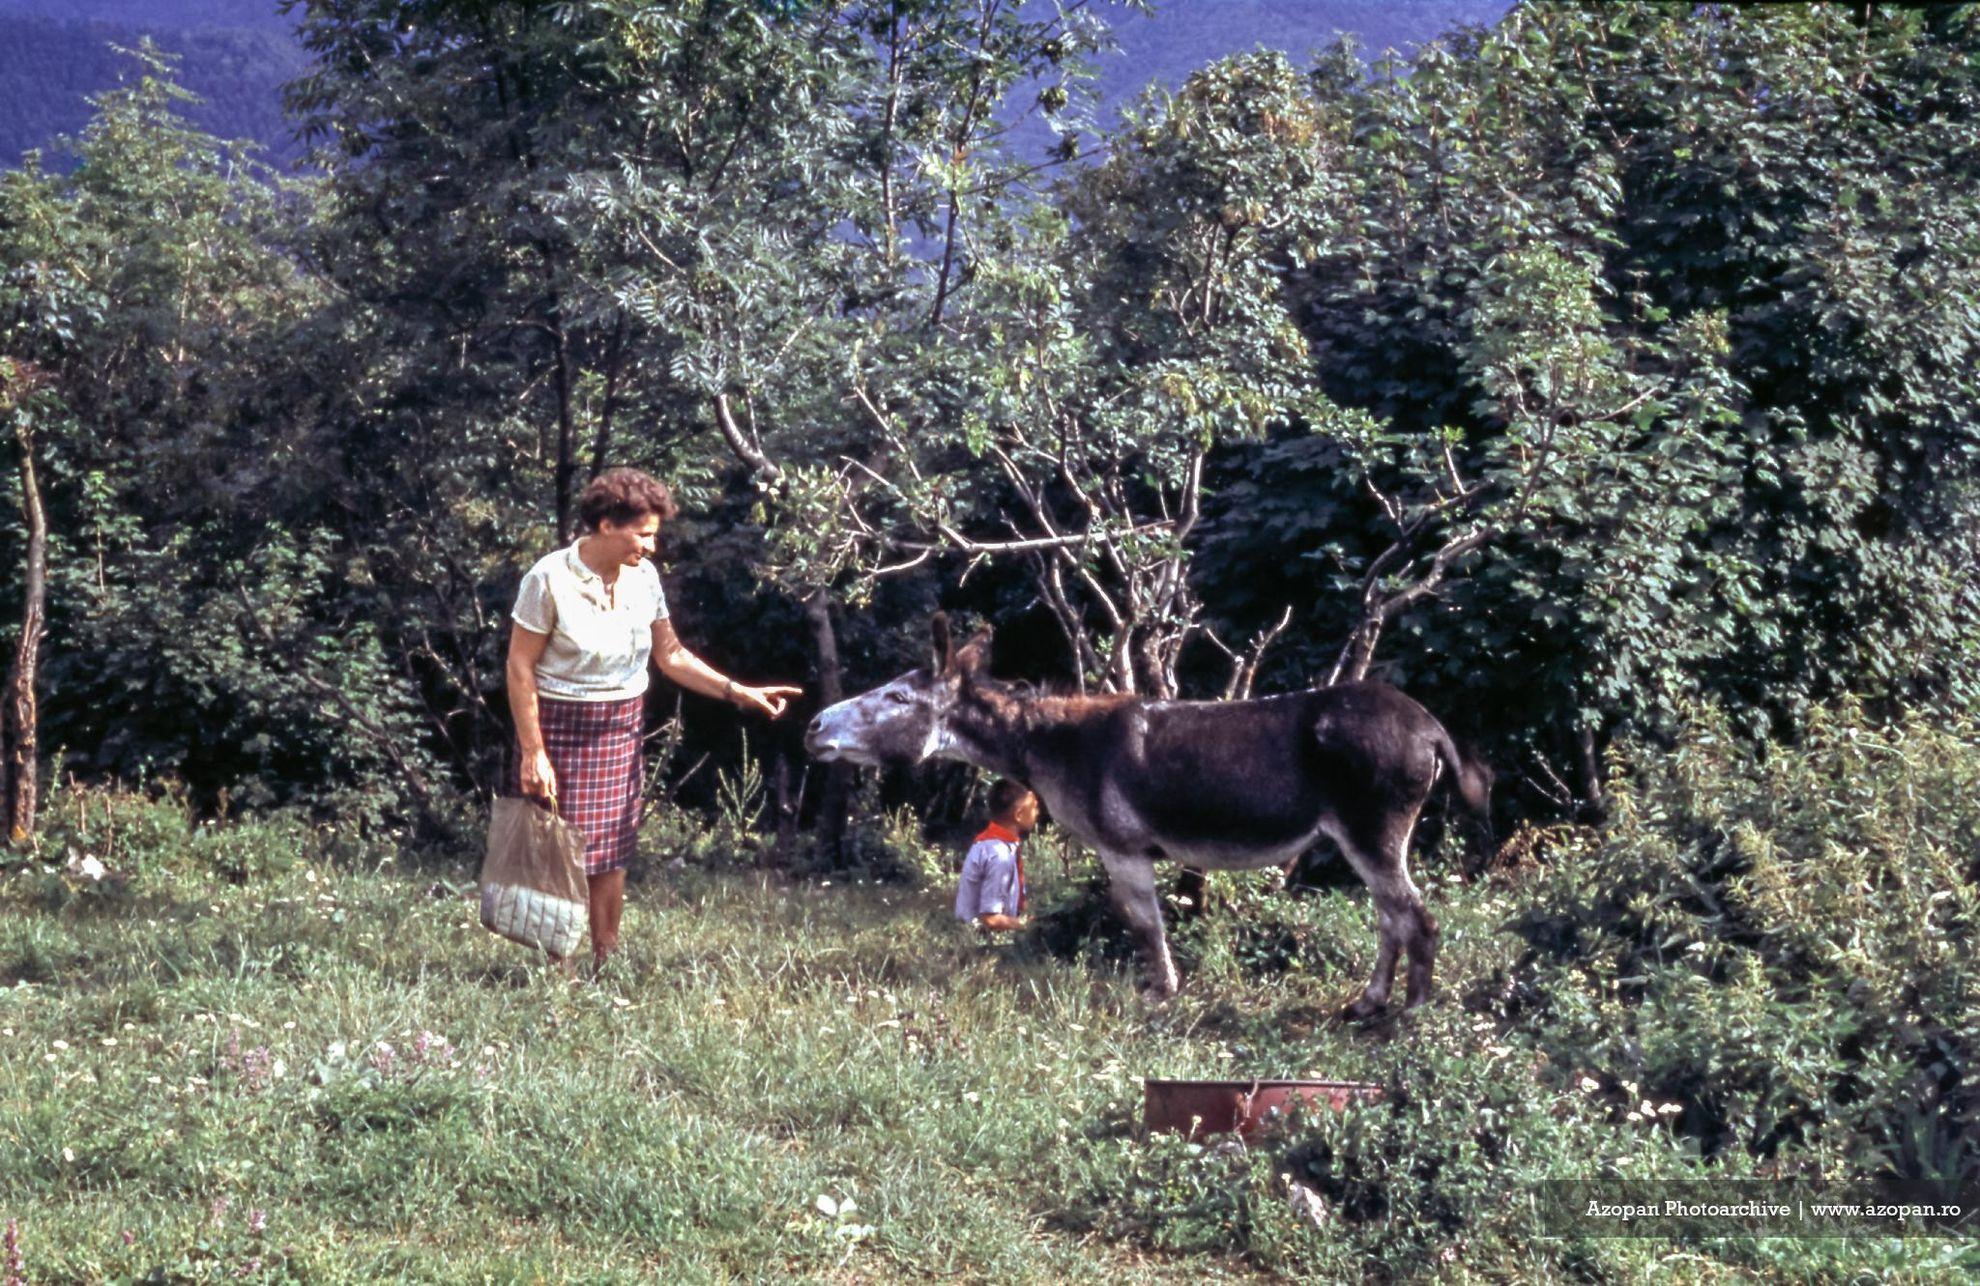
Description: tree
xmin=0 ymin=358 xmax=55 ymax=840
xmin=542 ymin=0 xmax=1125 ymax=849
xmin=0 ymin=44 xmax=440 ymax=827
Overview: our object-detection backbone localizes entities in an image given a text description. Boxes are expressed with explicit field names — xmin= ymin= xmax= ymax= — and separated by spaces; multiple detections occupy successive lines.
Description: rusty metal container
xmin=1143 ymin=1077 xmax=1383 ymax=1140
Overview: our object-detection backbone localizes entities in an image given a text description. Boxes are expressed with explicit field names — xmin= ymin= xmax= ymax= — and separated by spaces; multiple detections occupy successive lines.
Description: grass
xmin=0 ymin=782 xmax=1975 ymax=1282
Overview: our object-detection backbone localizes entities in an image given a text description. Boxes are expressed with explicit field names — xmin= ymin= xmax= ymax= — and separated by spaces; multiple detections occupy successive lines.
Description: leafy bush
xmin=1502 ymin=702 xmax=1980 ymax=1182
xmin=3 ymin=776 xmax=387 ymax=911
xmin=1028 ymin=701 xmax=1980 ymax=1276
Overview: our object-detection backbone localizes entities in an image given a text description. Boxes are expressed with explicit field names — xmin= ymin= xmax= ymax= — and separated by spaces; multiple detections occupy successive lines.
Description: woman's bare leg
xmin=588 ymin=868 xmax=627 ymax=965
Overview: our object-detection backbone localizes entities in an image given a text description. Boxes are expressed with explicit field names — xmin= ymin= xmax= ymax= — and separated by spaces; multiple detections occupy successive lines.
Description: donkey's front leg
xmin=1100 ymin=852 xmax=1180 ymax=1000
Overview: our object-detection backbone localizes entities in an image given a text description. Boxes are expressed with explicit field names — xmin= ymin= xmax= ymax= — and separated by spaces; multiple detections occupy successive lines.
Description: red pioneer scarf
xmin=975 ymin=821 xmax=1024 ymax=913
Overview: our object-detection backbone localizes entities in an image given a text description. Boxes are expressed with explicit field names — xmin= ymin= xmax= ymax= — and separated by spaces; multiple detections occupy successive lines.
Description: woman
xmin=506 ymin=467 xmax=801 ymax=965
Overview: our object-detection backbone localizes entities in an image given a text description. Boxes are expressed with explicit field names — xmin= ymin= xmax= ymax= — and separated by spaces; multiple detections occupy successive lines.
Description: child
xmin=954 ymin=779 xmax=1039 ymax=931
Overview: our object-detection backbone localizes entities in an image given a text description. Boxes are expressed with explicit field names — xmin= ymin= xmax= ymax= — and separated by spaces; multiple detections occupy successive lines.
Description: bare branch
xmin=713 ymin=392 xmax=781 ymax=482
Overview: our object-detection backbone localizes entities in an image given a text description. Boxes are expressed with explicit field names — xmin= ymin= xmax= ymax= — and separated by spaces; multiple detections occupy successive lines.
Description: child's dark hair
xmin=988 ymin=778 xmax=1033 ymax=817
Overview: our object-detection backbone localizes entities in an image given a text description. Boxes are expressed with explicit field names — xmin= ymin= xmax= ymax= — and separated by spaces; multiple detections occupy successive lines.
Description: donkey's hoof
xmin=1341 ymin=995 xmax=1387 ymax=1022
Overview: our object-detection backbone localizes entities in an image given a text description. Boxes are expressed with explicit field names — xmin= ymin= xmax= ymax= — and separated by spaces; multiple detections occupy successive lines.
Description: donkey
xmin=805 ymin=616 xmax=1491 ymax=1016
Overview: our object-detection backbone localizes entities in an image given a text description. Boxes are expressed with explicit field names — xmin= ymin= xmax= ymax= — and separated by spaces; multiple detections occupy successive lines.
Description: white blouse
xmin=511 ymin=542 xmax=670 ymax=701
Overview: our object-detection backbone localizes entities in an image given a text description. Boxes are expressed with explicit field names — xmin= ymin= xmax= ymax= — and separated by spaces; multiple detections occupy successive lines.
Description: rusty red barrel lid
xmin=1143 ymin=1077 xmax=1384 ymax=1140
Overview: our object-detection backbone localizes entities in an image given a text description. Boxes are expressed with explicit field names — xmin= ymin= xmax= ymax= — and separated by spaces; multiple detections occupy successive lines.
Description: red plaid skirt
xmin=510 ymin=695 xmax=643 ymax=875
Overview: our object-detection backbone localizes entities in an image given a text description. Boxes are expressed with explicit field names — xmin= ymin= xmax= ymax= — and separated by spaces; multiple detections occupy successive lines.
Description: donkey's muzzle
xmin=803 ymin=716 xmax=840 ymax=760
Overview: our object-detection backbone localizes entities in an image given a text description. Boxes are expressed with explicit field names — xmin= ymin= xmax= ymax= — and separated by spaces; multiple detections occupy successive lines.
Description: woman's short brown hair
xmin=579 ymin=468 xmax=679 ymax=531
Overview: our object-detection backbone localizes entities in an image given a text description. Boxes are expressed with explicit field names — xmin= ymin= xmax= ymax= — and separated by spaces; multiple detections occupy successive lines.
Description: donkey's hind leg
xmin=1327 ymin=818 xmax=1435 ymax=1018
xmin=1100 ymin=852 xmax=1180 ymax=1000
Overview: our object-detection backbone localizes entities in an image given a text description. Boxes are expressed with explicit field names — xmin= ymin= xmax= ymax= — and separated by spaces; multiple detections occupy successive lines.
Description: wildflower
xmin=50 ymin=1040 xmax=68 ymax=1051
xmin=66 ymin=853 xmax=107 ymax=882
xmin=6 ymin=1217 xmax=23 ymax=1286
xmin=209 ymin=1194 xmax=231 ymax=1228
xmin=411 ymin=1031 xmax=455 ymax=1067
xmin=1579 ymin=1077 xmax=1599 ymax=1092
xmin=1657 ymin=1102 xmax=1683 ymax=1116
xmin=248 ymin=1208 xmax=266 ymax=1236
xmin=369 ymin=1042 xmax=397 ymax=1075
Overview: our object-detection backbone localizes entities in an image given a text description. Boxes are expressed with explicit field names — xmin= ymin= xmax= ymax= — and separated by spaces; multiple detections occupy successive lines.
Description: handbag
xmin=478 ymin=794 xmax=588 ymax=957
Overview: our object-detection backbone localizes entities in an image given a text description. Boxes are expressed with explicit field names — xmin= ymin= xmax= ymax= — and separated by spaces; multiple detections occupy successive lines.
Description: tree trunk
xmin=587 ymin=309 xmax=628 ymax=481
xmin=771 ymin=752 xmax=798 ymax=868
xmin=550 ymin=304 xmax=577 ymax=541
xmin=1575 ymin=722 xmax=1605 ymax=819
xmin=4 ymin=422 xmax=47 ymax=844
xmin=804 ymin=588 xmax=853 ymax=864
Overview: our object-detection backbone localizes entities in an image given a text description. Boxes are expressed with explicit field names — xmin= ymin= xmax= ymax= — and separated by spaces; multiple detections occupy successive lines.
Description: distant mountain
xmin=0 ymin=13 xmax=305 ymax=170
xmin=1003 ymin=0 xmax=1511 ymax=161
xmin=1103 ymin=0 xmax=1510 ymax=104
xmin=0 ymin=0 xmax=290 ymax=30
xmin=0 ymin=0 xmax=1513 ymax=173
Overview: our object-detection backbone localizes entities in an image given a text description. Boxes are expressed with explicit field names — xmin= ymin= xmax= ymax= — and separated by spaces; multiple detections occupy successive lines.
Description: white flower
xmin=66 ymin=854 xmax=107 ymax=882
xmin=1579 ymin=1077 xmax=1599 ymax=1092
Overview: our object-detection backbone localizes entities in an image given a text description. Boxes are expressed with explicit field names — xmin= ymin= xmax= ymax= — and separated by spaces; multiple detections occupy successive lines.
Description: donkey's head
xmin=805 ymin=615 xmax=992 ymax=766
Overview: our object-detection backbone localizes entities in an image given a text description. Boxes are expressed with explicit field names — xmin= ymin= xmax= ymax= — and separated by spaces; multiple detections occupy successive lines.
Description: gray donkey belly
xmin=1047 ymin=696 xmax=1335 ymax=870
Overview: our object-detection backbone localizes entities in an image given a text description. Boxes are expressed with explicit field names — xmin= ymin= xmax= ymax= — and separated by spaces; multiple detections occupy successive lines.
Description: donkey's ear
xmin=931 ymin=612 xmax=953 ymax=673
xmin=952 ymin=626 xmax=994 ymax=675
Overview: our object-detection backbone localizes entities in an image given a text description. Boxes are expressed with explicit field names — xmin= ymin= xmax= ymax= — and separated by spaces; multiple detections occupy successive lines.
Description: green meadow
xmin=4 ymin=705 xmax=1978 ymax=1281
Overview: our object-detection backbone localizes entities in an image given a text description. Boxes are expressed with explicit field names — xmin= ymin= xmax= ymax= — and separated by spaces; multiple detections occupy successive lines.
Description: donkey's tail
xmin=1431 ymin=724 xmax=1492 ymax=815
